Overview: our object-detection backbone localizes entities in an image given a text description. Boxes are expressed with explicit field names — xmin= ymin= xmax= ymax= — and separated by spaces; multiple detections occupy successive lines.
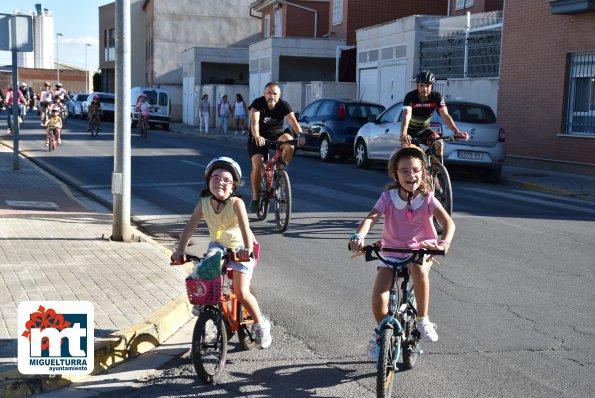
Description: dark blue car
xmin=293 ymin=98 xmax=385 ymax=162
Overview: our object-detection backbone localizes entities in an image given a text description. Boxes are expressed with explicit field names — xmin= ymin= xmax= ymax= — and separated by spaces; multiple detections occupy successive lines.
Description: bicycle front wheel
xmin=430 ymin=163 xmax=453 ymax=234
xmin=402 ymin=292 xmax=420 ymax=370
xmin=377 ymin=327 xmax=400 ymax=398
xmin=191 ymin=309 xmax=228 ymax=384
xmin=274 ymin=169 xmax=292 ymax=233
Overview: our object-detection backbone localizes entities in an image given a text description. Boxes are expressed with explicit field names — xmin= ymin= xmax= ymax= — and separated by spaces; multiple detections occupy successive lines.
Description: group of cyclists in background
xmin=1 ymin=80 xmax=153 ymax=144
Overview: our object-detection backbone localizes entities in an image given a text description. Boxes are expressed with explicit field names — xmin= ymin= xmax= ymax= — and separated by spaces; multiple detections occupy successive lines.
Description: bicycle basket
xmin=185 ymin=275 xmax=222 ymax=305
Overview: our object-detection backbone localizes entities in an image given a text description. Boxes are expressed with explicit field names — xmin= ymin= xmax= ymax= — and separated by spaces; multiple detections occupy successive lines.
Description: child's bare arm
xmin=350 ymin=209 xmax=382 ymax=251
xmin=432 ymin=206 xmax=455 ymax=252
xmin=173 ymin=201 xmax=203 ymax=259
xmin=234 ymin=199 xmax=253 ymax=253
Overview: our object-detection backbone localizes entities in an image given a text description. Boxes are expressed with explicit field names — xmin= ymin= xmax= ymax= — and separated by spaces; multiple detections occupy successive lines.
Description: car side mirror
xmin=368 ymin=115 xmax=377 ymax=123
xmin=294 ymin=112 xmax=300 ymax=120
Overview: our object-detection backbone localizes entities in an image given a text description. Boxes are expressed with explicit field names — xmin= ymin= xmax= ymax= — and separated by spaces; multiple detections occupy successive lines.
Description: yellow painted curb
xmin=519 ymin=182 xmax=593 ymax=200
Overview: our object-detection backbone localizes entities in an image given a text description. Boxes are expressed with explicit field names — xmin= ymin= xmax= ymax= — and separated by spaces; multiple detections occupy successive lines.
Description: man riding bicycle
xmin=247 ymin=82 xmax=305 ymax=213
xmin=400 ymin=70 xmax=469 ymax=161
xmin=135 ymin=93 xmax=150 ymax=127
xmin=87 ymin=95 xmax=102 ymax=132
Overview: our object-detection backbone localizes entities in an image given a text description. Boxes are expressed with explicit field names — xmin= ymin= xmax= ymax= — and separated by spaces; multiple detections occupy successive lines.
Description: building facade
xmin=498 ymin=0 xmax=595 ymax=170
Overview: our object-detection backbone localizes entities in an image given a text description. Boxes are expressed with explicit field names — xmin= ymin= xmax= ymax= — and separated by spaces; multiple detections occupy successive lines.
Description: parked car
xmin=81 ymin=92 xmax=115 ymax=120
xmin=66 ymin=93 xmax=89 ymax=118
xmin=354 ymin=100 xmax=506 ymax=182
xmin=291 ymin=98 xmax=385 ymax=161
xmin=130 ymin=87 xmax=171 ymax=130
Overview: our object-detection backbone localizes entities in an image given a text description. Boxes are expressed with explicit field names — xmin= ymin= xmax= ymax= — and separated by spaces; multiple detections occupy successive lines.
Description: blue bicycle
xmin=353 ymin=242 xmax=444 ymax=398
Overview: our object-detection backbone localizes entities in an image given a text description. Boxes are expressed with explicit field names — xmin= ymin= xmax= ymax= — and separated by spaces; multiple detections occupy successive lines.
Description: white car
xmin=354 ymin=100 xmax=506 ymax=182
xmin=66 ymin=93 xmax=89 ymax=118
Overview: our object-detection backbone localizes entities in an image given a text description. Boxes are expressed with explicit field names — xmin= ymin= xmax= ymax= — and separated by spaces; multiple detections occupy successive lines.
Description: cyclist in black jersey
xmin=400 ymin=70 xmax=469 ymax=157
xmin=247 ymin=82 xmax=305 ymax=213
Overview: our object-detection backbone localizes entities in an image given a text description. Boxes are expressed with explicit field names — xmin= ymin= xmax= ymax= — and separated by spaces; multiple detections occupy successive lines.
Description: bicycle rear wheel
xmin=256 ymin=173 xmax=269 ymax=221
xmin=377 ymin=327 xmax=400 ymax=398
xmin=430 ymin=163 xmax=453 ymax=234
xmin=274 ymin=169 xmax=292 ymax=233
xmin=191 ymin=308 xmax=228 ymax=384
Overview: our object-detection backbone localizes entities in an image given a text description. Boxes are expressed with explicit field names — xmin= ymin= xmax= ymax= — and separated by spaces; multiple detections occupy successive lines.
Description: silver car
xmin=354 ymin=100 xmax=506 ymax=182
xmin=66 ymin=93 xmax=89 ymax=118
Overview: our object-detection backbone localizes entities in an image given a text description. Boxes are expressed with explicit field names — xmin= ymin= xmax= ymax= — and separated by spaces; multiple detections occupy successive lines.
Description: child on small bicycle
xmin=87 ymin=95 xmax=102 ymax=132
xmin=349 ymin=145 xmax=456 ymax=359
xmin=171 ymin=157 xmax=272 ymax=349
xmin=44 ymin=108 xmax=62 ymax=146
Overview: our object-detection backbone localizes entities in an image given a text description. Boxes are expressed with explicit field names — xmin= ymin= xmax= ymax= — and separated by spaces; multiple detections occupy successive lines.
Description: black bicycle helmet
xmin=204 ymin=157 xmax=243 ymax=186
xmin=415 ymin=70 xmax=436 ymax=84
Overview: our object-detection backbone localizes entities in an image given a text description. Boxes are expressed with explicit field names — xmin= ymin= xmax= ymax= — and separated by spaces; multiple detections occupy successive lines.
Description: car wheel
xmin=354 ymin=139 xmax=370 ymax=169
xmin=319 ymin=136 xmax=335 ymax=162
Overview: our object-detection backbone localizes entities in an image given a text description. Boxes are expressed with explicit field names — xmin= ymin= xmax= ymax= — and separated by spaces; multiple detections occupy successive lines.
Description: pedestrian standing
xmin=199 ymin=94 xmax=210 ymax=134
xmin=233 ymin=93 xmax=248 ymax=135
xmin=217 ymin=95 xmax=231 ymax=134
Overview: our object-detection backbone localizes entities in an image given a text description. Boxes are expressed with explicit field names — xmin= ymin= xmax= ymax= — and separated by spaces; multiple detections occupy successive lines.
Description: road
xmin=6 ymin=114 xmax=595 ymax=397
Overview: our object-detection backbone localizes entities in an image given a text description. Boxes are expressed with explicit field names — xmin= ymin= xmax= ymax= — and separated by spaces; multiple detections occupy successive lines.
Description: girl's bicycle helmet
xmin=391 ymin=145 xmax=428 ymax=166
xmin=205 ymin=157 xmax=243 ymax=186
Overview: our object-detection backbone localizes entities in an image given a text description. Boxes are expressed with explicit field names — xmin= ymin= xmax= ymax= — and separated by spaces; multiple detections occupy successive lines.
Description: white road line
xmin=181 ymin=160 xmax=205 ymax=168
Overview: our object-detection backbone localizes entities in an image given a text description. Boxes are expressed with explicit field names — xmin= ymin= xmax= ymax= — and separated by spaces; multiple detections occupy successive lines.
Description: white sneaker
xmin=417 ymin=319 xmax=439 ymax=342
xmin=254 ymin=318 xmax=272 ymax=349
xmin=367 ymin=331 xmax=378 ymax=360
xmin=191 ymin=305 xmax=203 ymax=316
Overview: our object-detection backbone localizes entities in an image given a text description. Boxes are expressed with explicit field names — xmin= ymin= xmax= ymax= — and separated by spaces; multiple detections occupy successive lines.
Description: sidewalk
xmin=0 ymin=145 xmax=195 ymax=396
xmin=1 ymin=124 xmax=595 ymax=397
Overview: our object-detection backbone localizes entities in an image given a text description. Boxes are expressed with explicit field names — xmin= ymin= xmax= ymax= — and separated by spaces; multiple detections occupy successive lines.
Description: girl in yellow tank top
xmin=171 ymin=157 xmax=272 ymax=349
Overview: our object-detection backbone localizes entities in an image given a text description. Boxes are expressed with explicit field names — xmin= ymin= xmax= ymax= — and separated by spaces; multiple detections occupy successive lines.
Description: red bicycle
xmin=255 ymin=138 xmax=299 ymax=233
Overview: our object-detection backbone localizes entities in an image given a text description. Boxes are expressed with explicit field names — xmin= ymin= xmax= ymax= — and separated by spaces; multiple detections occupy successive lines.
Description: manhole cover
xmin=5 ymin=200 xmax=59 ymax=209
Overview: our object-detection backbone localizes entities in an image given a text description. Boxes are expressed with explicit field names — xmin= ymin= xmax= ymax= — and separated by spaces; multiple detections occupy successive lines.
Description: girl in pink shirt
xmin=350 ymin=146 xmax=456 ymax=358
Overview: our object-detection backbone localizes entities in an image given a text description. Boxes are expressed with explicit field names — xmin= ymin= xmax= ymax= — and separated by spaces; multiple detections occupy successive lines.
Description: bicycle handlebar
xmin=349 ymin=241 xmax=445 ymax=265
xmin=170 ymin=249 xmax=253 ymax=266
xmin=410 ymin=136 xmax=456 ymax=145
xmin=260 ymin=138 xmax=300 ymax=147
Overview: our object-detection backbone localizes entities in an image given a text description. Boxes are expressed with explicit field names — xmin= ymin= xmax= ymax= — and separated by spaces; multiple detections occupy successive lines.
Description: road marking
xmin=181 ymin=160 xmax=205 ymax=168
xmin=5 ymin=200 xmax=58 ymax=209
xmin=458 ymin=187 xmax=595 ymax=215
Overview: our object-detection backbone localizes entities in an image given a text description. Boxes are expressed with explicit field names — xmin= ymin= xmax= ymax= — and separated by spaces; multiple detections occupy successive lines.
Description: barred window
xmin=565 ymin=52 xmax=595 ymax=135
xmin=332 ymin=0 xmax=343 ymax=26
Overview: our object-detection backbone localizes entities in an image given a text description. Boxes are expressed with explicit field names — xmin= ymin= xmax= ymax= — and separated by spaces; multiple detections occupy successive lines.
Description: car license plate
xmin=457 ymin=151 xmax=484 ymax=160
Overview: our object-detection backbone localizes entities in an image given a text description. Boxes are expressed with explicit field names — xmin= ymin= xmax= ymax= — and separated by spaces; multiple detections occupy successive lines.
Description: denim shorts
xmin=207 ymin=242 xmax=256 ymax=275
xmin=377 ymin=255 xmax=432 ymax=272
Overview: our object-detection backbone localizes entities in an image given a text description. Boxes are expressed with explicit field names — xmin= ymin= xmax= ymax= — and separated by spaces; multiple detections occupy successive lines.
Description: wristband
xmin=351 ymin=233 xmax=363 ymax=240
xmin=438 ymin=240 xmax=450 ymax=248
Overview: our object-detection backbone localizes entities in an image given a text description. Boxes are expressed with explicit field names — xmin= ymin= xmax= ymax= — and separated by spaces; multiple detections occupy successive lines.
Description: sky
xmin=0 ymin=0 xmax=114 ymax=71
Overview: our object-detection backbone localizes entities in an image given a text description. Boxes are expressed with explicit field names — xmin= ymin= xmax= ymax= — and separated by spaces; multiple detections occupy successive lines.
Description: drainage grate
xmin=4 ymin=200 xmax=59 ymax=210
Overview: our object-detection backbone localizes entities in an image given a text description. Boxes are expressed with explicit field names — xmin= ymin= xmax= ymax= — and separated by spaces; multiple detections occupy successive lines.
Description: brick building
xmin=498 ymin=0 xmax=595 ymax=171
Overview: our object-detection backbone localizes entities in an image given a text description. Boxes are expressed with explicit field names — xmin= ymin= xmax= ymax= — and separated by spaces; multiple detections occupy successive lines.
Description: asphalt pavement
xmin=1 ymin=121 xmax=594 ymax=397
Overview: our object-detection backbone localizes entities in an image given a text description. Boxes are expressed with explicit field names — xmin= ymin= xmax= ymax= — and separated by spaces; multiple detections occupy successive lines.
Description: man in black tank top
xmin=400 ymin=71 xmax=468 ymax=156
xmin=247 ymin=82 xmax=305 ymax=213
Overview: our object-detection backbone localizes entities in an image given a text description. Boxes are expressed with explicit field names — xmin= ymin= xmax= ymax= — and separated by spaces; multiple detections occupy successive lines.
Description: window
xmin=103 ymin=28 xmax=115 ymax=62
xmin=317 ymin=101 xmax=336 ymax=117
xmin=274 ymin=9 xmax=282 ymax=37
xmin=455 ymin=0 xmax=474 ymax=10
xmin=300 ymin=101 xmax=320 ymax=119
xmin=332 ymin=0 xmax=343 ymax=26
xmin=264 ymin=14 xmax=270 ymax=38
xmin=565 ymin=52 xmax=595 ymax=135
xmin=379 ymin=103 xmax=401 ymax=124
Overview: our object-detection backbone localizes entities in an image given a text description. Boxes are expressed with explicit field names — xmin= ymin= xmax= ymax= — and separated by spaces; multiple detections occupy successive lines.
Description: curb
xmin=518 ymin=181 xmax=595 ymax=201
xmin=0 ymin=295 xmax=193 ymax=398
xmin=0 ymin=142 xmax=196 ymax=397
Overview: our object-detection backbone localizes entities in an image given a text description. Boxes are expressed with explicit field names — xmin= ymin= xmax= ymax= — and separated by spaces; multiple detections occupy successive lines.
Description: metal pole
xmin=464 ymin=12 xmax=470 ymax=78
xmin=85 ymin=43 xmax=91 ymax=92
xmin=56 ymin=32 xmax=63 ymax=83
xmin=11 ymin=17 xmax=19 ymax=170
xmin=111 ymin=0 xmax=131 ymax=242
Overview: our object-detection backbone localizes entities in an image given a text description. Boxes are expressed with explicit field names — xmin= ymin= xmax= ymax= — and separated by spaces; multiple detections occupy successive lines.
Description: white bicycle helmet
xmin=204 ymin=157 xmax=243 ymax=186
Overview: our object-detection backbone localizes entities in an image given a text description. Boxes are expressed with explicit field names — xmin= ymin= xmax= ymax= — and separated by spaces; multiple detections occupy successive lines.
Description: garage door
xmin=358 ymin=68 xmax=378 ymax=103
xmin=379 ymin=61 xmax=406 ymax=107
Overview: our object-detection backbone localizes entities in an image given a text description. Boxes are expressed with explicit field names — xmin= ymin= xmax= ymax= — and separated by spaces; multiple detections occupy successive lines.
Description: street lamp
xmin=84 ymin=43 xmax=91 ymax=93
xmin=56 ymin=33 xmax=63 ymax=84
